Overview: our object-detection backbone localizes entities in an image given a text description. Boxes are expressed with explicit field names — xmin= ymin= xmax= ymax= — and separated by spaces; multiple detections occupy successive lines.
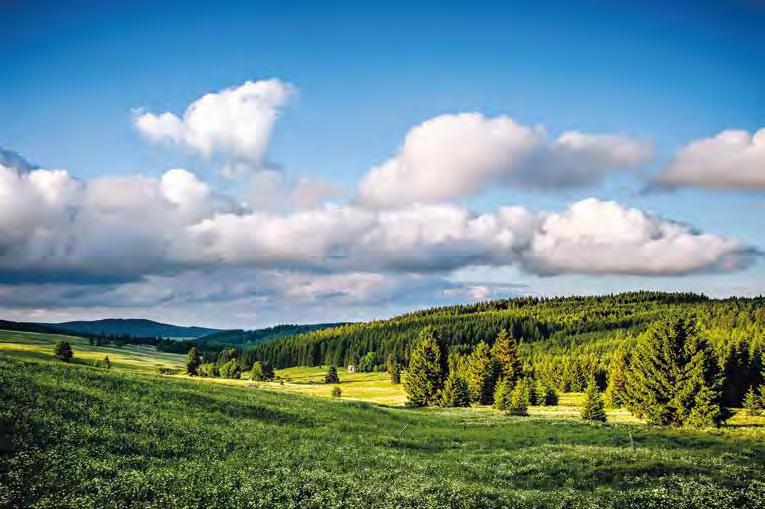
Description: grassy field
xmin=1 ymin=356 xmax=764 ymax=508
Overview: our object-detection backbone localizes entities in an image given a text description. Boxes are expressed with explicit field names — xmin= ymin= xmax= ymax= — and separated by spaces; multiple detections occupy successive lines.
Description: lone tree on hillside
xmin=604 ymin=347 xmax=628 ymax=408
xmin=387 ymin=353 xmax=402 ymax=384
xmin=440 ymin=372 xmax=471 ymax=407
xmin=186 ymin=347 xmax=201 ymax=376
xmin=53 ymin=341 xmax=73 ymax=362
xmin=404 ymin=327 xmax=445 ymax=406
xmin=325 ymin=365 xmax=340 ymax=384
xmin=491 ymin=329 xmax=522 ymax=385
xmin=624 ymin=317 xmax=727 ymax=427
xmin=581 ymin=381 xmax=607 ymax=422
xmin=465 ymin=342 xmax=499 ymax=405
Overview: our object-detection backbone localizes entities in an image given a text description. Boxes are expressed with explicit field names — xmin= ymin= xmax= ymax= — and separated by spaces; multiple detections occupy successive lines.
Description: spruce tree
xmin=53 ymin=341 xmax=73 ymax=362
xmin=465 ymin=342 xmax=499 ymax=404
xmin=186 ymin=347 xmax=201 ymax=376
xmin=491 ymin=329 xmax=522 ymax=384
xmin=539 ymin=384 xmax=558 ymax=406
xmin=508 ymin=383 xmax=529 ymax=416
xmin=581 ymin=381 xmax=607 ymax=422
xmin=403 ymin=327 xmax=446 ymax=406
xmin=387 ymin=353 xmax=401 ymax=384
xmin=493 ymin=376 xmax=513 ymax=411
xmin=325 ymin=365 xmax=340 ymax=384
xmin=743 ymin=387 xmax=761 ymax=416
xmin=624 ymin=316 xmax=727 ymax=427
xmin=686 ymin=384 xmax=724 ymax=428
xmin=604 ymin=348 xmax=628 ymax=408
xmin=440 ymin=372 xmax=471 ymax=407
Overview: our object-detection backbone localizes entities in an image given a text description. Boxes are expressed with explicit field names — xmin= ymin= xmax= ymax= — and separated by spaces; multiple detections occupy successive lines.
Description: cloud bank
xmin=357 ymin=113 xmax=652 ymax=207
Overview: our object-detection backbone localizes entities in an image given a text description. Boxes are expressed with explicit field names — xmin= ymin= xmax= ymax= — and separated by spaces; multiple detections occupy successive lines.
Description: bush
xmin=93 ymin=356 xmax=111 ymax=369
xmin=251 ymin=361 xmax=275 ymax=381
xmin=358 ymin=352 xmax=377 ymax=373
xmin=53 ymin=341 xmax=73 ymax=362
xmin=331 ymin=386 xmax=342 ymax=398
xmin=199 ymin=362 xmax=219 ymax=377
xmin=219 ymin=359 xmax=241 ymax=379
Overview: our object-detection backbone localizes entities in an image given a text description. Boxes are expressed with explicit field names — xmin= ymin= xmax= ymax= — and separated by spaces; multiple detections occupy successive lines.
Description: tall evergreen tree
xmin=581 ymin=381 xmax=607 ymax=422
xmin=404 ymin=327 xmax=446 ymax=406
xmin=465 ymin=342 xmax=499 ymax=404
xmin=186 ymin=347 xmax=201 ymax=376
xmin=604 ymin=348 xmax=628 ymax=408
xmin=508 ymin=383 xmax=529 ymax=416
xmin=440 ymin=372 xmax=471 ymax=407
xmin=325 ymin=365 xmax=340 ymax=384
xmin=624 ymin=317 xmax=727 ymax=427
xmin=387 ymin=353 xmax=401 ymax=384
xmin=491 ymin=329 xmax=522 ymax=384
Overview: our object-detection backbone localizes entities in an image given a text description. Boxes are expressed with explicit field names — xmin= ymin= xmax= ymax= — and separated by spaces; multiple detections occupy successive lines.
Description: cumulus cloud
xmin=134 ymin=79 xmax=293 ymax=173
xmin=357 ymin=113 xmax=652 ymax=207
xmin=654 ymin=128 xmax=765 ymax=190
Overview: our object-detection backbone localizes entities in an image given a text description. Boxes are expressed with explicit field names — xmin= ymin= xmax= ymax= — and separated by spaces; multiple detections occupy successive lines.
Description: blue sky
xmin=0 ymin=0 xmax=763 ymax=327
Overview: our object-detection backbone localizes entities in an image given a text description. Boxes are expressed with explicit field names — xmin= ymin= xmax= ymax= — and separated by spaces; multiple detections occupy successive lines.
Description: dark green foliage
xmin=439 ymin=372 xmax=471 ymax=407
xmin=742 ymin=387 xmax=761 ymax=416
xmin=251 ymin=361 xmax=275 ymax=381
xmin=2 ymin=359 xmax=764 ymax=508
xmin=508 ymin=383 xmax=529 ymax=416
xmin=186 ymin=347 xmax=201 ymax=376
xmin=493 ymin=376 xmax=513 ymax=411
xmin=491 ymin=329 xmax=522 ymax=383
xmin=219 ymin=359 xmax=241 ymax=379
xmin=386 ymin=353 xmax=401 ymax=384
xmin=324 ymin=365 xmax=340 ymax=384
xmin=331 ymin=386 xmax=342 ymax=398
xmin=539 ymin=384 xmax=559 ymax=406
xmin=581 ymin=382 xmax=607 ymax=422
xmin=53 ymin=341 xmax=73 ymax=362
xmin=523 ymin=377 xmax=539 ymax=405
xmin=403 ymin=327 xmax=445 ymax=406
xmin=604 ymin=348 xmax=628 ymax=408
xmin=358 ymin=352 xmax=377 ymax=372
xmin=625 ymin=317 xmax=727 ymax=427
xmin=465 ymin=342 xmax=499 ymax=404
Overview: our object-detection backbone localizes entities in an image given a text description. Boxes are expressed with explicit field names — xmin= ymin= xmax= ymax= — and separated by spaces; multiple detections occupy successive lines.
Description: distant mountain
xmin=0 ymin=319 xmax=70 ymax=336
xmin=196 ymin=323 xmax=349 ymax=347
xmin=49 ymin=319 xmax=220 ymax=339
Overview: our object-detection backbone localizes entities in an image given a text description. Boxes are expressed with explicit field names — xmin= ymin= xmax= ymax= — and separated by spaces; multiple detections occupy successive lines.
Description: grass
xmin=1 ymin=357 xmax=764 ymax=508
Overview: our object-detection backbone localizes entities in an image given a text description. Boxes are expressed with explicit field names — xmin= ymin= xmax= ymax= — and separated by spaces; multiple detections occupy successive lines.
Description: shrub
xmin=331 ymin=386 xmax=342 ymax=398
xmin=539 ymin=384 xmax=558 ymax=406
xmin=325 ymin=365 xmax=340 ymax=384
xmin=219 ymin=359 xmax=241 ymax=379
xmin=251 ymin=361 xmax=275 ymax=381
xmin=199 ymin=362 xmax=219 ymax=377
xmin=93 ymin=356 xmax=111 ymax=369
xmin=53 ymin=341 xmax=73 ymax=362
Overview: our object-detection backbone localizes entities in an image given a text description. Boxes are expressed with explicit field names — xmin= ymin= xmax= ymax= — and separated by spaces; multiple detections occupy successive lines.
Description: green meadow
xmin=1 ymin=329 xmax=764 ymax=508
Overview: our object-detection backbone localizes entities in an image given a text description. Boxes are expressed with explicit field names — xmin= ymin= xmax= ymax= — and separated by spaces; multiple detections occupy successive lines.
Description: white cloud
xmin=655 ymin=128 xmax=765 ymax=190
xmin=357 ymin=113 xmax=651 ymax=207
xmin=134 ymin=79 xmax=293 ymax=173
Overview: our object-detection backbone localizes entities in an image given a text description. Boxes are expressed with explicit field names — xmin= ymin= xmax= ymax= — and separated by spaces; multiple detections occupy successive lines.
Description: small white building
xmin=347 ymin=364 xmax=357 ymax=373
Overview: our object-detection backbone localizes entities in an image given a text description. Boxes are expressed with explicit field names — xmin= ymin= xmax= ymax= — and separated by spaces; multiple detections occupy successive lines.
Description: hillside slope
xmin=49 ymin=318 xmax=219 ymax=339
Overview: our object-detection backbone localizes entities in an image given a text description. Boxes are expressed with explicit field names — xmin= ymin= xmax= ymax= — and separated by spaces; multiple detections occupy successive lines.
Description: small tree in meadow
xmin=387 ymin=353 xmax=402 ymax=384
xmin=440 ymin=372 xmax=471 ymax=407
xmin=331 ymin=386 xmax=342 ymax=398
xmin=252 ymin=361 xmax=275 ymax=381
xmin=508 ymin=384 xmax=529 ymax=416
xmin=539 ymin=384 xmax=559 ymax=406
xmin=325 ymin=365 xmax=340 ymax=384
xmin=404 ymin=327 xmax=446 ymax=406
xmin=186 ymin=347 xmax=201 ymax=376
xmin=494 ymin=376 xmax=513 ymax=412
xmin=581 ymin=381 xmax=607 ymax=422
xmin=743 ymin=387 xmax=761 ymax=416
xmin=54 ymin=341 xmax=73 ymax=362
xmin=604 ymin=347 xmax=628 ymax=408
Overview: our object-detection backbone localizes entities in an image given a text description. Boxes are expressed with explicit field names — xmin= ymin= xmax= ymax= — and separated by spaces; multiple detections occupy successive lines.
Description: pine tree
xmin=743 ymin=387 xmax=761 ymax=416
xmin=440 ymin=372 xmax=471 ymax=407
xmin=186 ymin=347 xmax=201 ymax=376
xmin=523 ymin=377 xmax=538 ymax=405
xmin=403 ymin=327 xmax=446 ymax=406
xmin=465 ymin=342 xmax=499 ymax=404
xmin=493 ymin=376 xmax=513 ymax=411
xmin=325 ymin=365 xmax=340 ymax=384
xmin=53 ymin=341 xmax=73 ymax=362
xmin=508 ymin=383 xmax=529 ymax=416
xmin=539 ymin=384 xmax=559 ymax=406
xmin=491 ymin=329 xmax=522 ymax=384
xmin=624 ymin=316 xmax=727 ymax=427
xmin=604 ymin=348 xmax=628 ymax=408
xmin=581 ymin=381 xmax=607 ymax=422
xmin=686 ymin=384 xmax=724 ymax=428
xmin=387 ymin=353 xmax=401 ymax=384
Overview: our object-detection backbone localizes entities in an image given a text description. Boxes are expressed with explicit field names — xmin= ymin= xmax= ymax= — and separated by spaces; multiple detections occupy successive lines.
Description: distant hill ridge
xmin=47 ymin=318 xmax=220 ymax=339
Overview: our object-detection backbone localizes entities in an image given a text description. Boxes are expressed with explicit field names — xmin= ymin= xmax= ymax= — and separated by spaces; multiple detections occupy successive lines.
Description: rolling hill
xmin=48 ymin=318 xmax=220 ymax=339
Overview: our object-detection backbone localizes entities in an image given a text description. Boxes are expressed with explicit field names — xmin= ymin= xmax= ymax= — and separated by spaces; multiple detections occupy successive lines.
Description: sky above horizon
xmin=0 ymin=0 xmax=763 ymax=328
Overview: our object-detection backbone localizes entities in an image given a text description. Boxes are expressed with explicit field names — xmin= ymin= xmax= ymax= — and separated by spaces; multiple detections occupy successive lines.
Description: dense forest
xmin=240 ymin=292 xmax=764 ymax=406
